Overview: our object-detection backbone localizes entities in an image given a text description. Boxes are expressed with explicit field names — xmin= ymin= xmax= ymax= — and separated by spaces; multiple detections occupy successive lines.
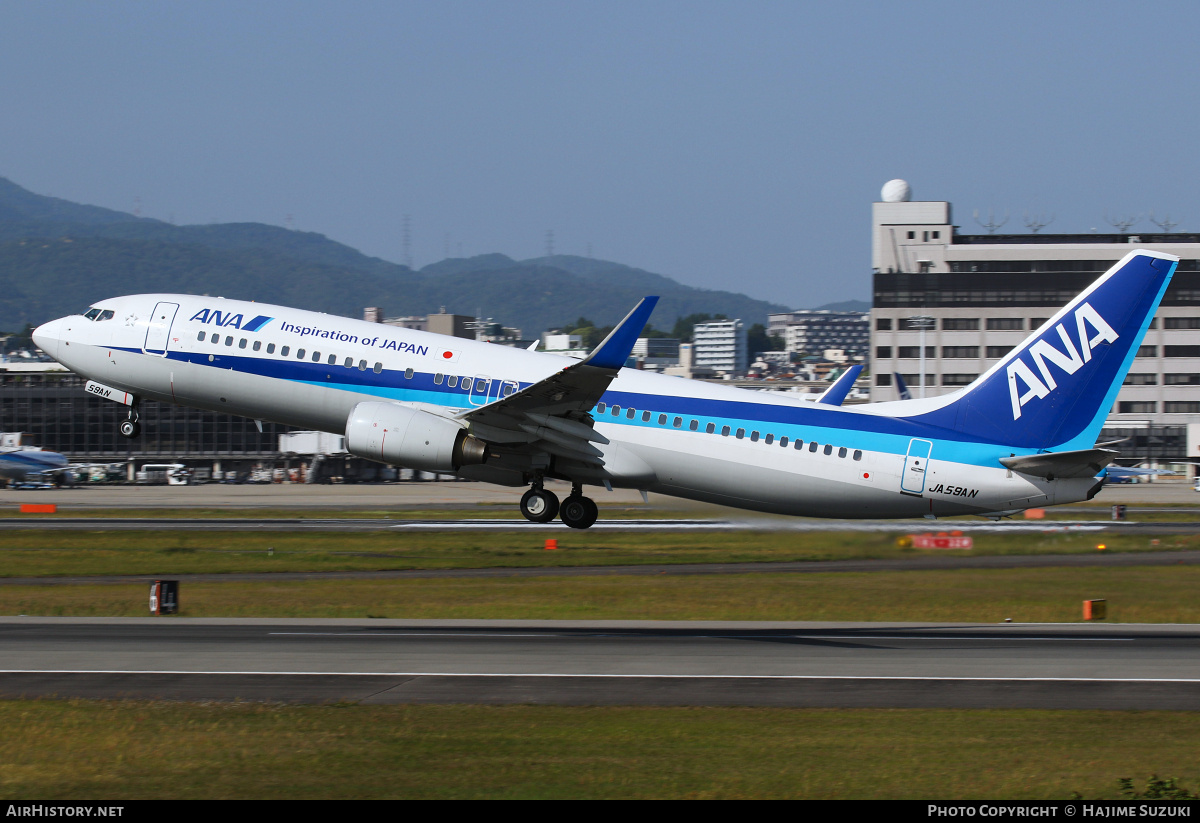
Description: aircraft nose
xmin=32 ymin=318 xmax=64 ymax=359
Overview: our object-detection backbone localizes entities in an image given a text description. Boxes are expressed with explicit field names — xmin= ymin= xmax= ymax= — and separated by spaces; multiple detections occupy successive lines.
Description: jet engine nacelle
xmin=344 ymin=401 xmax=487 ymax=473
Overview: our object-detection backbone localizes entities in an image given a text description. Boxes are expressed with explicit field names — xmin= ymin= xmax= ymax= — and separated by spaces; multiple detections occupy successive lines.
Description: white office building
xmin=693 ymin=319 xmax=748 ymax=375
xmin=768 ymin=310 xmax=869 ymax=357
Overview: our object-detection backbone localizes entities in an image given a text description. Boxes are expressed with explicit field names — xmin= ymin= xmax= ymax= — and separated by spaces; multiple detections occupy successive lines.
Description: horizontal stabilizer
xmin=999 ymin=448 xmax=1118 ymax=479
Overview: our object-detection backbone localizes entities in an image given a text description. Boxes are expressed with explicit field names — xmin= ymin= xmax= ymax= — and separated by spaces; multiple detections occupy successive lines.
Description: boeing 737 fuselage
xmin=31 ymin=251 xmax=1177 ymax=528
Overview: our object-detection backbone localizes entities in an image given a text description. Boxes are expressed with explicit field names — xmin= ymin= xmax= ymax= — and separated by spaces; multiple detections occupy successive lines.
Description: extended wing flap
xmin=999 ymin=448 xmax=1119 ymax=479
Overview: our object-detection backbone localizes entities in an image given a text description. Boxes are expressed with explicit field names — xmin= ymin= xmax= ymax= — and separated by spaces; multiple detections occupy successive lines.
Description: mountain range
xmin=0 ymin=177 xmax=827 ymax=335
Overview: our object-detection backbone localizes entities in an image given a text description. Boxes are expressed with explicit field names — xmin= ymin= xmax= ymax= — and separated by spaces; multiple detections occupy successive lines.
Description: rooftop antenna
xmin=545 ymin=229 xmax=555 ymax=257
xmin=1149 ymin=212 xmax=1179 ymax=233
xmin=1105 ymin=212 xmax=1140 ymax=233
xmin=1022 ymin=211 xmax=1055 ymax=233
xmin=973 ymin=207 xmax=1008 ymax=234
xmin=402 ymin=214 xmax=412 ymax=267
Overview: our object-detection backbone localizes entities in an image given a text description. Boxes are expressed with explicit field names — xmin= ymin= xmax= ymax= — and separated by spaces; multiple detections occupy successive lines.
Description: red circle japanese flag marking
xmin=440 ymin=349 xmax=459 ymax=362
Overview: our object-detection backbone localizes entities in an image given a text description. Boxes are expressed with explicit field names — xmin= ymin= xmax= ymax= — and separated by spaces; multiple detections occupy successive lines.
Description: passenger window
xmin=463 ymin=378 xmax=473 ymax=391
xmin=673 ymin=417 xmax=682 ymax=428
xmin=706 ymin=422 xmax=715 ymax=434
xmin=197 ymin=331 xmax=206 ymax=342
xmin=448 ymin=375 xmax=458 ymax=387
xmin=721 ymin=426 xmax=730 ymax=436
xmin=779 ymin=436 xmax=788 ymax=447
xmin=268 ymin=343 xmax=276 ymax=354
xmin=358 ymin=360 xmax=368 ymax=371
xmin=838 ymin=447 xmax=847 ymax=458
xmin=503 ymin=382 xmax=516 ymax=396
xmin=612 ymin=406 xmax=621 ymax=416
xmin=297 ymin=348 xmax=306 ymax=358
xmin=405 ymin=368 xmax=414 ymax=379
xmin=689 ymin=420 xmax=698 ymax=431
xmin=597 ymin=402 xmax=606 ymax=413
xmin=853 ymin=450 xmax=862 ymax=461
xmin=344 ymin=356 xmax=354 ymax=367
xmin=281 ymin=346 xmax=290 ymax=357
xmin=239 ymin=339 xmax=248 ymax=349
xmin=374 ymin=362 xmax=383 ymax=374
xmin=627 ymin=408 xmax=635 ymax=419
xmin=313 ymin=352 xmax=321 ymax=362
xmin=824 ymin=444 xmax=833 ymax=455
xmin=435 ymin=373 xmax=444 ymax=385
xmin=226 ymin=336 xmax=234 ymax=346
xmin=328 ymin=354 xmax=337 ymax=365
xmin=795 ymin=439 xmax=803 ymax=450
xmin=642 ymin=411 xmax=651 ymax=422
xmin=735 ymin=428 xmax=745 ymax=439
xmin=658 ymin=414 xmax=667 ymax=425
xmin=750 ymin=431 xmax=759 ymax=442
xmin=809 ymin=441 xmax=818 ymax=453
xmin=253 ymin=341 xmax=262 ymax=352
xmin=212 ymin=335 xmax=220 ymax=345
xmin=765 ymin=434 xmax=774 ymax=444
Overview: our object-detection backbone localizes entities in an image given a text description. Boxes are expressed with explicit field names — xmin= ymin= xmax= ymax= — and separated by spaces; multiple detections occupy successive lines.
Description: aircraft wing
xmin=457 ymin=297 xmax=658 ymax=461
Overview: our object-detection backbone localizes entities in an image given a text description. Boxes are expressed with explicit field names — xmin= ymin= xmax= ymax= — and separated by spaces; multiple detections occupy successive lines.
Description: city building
xmin=692 ymin=319 xmax=747 ymax=376
xmin=767 ymin=310 xmax=869 ymax=357
xmin=869 ymin=180 xmax=1200 ymax=463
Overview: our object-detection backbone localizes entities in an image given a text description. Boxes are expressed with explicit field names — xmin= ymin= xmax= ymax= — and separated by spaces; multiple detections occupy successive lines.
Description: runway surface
xmin=7 ymin=515 xmax=1200 ymax=533
xmin=2 ymin=617 xmax=1198 ymax=709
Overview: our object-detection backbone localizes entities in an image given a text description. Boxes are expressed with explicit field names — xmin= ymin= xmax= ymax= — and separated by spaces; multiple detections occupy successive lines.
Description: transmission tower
xmin=545 ymin=229 xmax=555 ymax=257
xmin=1022 ymin=211 xmax=1055 ymax=233
xmin=402 ymin=215 xmax=412 ymax=267
xmin=1149 ymin=212 xmax=1179 ymax=233
xmin=973 ymin=207 xmax=1009 ymax=234
xmin=1105 ymin=213 xmax=1141 ymax=233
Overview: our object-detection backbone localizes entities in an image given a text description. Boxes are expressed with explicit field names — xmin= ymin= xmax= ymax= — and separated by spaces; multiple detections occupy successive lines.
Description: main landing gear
xmin=119 ymin=400 xmax=141 ymax=439
xmin=519 ymin=483 xmax=598 ymax=529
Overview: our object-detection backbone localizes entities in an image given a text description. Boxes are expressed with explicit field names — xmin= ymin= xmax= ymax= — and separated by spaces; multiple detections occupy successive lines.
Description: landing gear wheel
xmin=560 ymin=495 xmax=598 ymax=529
xmin=520 ymin=488 xmax=560 ymax=523
xmin=119 ymin=419 xmax=141 ymax=439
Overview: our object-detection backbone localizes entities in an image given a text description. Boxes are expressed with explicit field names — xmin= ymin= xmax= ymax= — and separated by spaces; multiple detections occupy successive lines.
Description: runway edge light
xmin=1084 ymin=599 xmax=1107 ymax=621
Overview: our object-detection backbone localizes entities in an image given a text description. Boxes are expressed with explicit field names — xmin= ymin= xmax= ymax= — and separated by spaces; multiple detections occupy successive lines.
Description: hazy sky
xmin=3 ymin=1 xmax=1199 ymax=308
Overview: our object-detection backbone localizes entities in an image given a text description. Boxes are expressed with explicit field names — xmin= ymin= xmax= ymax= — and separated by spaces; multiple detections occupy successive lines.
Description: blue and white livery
xmin=32 ymin=250 xmax=1177 ymax=527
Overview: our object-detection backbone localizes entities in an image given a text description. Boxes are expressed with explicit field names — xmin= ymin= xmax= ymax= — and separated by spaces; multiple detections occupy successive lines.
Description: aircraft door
xmin=468 ymin=375 xmax=492 ymax=406
xmin=901 ymin=438 xmax=933 ymax=495
xmin=143 ymin=301 xmax=179 ymax=356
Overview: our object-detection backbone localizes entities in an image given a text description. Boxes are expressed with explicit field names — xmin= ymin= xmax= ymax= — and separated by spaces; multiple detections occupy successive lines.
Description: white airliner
xmin=31 ymin=250 xmax=1176 ymax=528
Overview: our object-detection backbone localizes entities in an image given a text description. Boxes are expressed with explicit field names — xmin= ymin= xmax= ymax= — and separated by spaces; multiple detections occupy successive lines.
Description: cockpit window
xmin=97 ymin=310 xmax=114 ymax=321
xmin=84 ymin=308 xmax=102 ymax=321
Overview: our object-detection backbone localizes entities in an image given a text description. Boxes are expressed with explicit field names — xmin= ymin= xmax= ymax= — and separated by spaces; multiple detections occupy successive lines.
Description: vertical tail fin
xmin=909 ymin=250 xmax=1177 ymax=451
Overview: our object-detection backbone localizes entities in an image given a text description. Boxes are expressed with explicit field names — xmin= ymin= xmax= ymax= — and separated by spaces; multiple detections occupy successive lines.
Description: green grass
xmin=0 ymin=528 xmax=1194 ymax=579
xmin=5 ymin=565 xmax=1199 ymax=622
xmin=0 ymin=701 xmax=1197 ymax=798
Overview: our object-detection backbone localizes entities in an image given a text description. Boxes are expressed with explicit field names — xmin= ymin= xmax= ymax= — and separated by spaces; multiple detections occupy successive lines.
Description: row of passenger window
xmin=594 ymin=402 xmax=864 ymax=461
xmin=193 ymin=330 xmax=518 ymax=395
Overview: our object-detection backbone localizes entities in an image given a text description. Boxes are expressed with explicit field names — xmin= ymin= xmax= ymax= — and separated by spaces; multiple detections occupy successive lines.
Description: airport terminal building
xmin=870 ymin=183 xmax=1200 ymax=463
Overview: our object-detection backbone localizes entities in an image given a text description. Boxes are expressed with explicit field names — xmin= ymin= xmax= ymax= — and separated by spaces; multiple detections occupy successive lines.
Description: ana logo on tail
xmin=1006 ymin=302 xmax=1119 ymax=420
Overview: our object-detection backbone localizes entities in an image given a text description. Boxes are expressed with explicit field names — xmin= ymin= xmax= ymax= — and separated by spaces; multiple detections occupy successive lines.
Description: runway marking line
xmin=0 ymin=670 xmax=1192 ymax=682
xmin=266 ymin=631 xmax=1135 ymax=641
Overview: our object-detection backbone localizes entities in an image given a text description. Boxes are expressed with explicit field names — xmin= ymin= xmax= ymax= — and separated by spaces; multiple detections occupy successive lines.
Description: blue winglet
xmin=581 ymin=296 xmax=659 ymax=370
xmin=817 ymin=364 xmax=863 ymax=405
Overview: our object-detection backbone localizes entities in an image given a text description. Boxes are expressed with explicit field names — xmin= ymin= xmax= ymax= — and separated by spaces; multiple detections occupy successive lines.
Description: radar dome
xmin=881 ymin=179 xmax=912 ymax=203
